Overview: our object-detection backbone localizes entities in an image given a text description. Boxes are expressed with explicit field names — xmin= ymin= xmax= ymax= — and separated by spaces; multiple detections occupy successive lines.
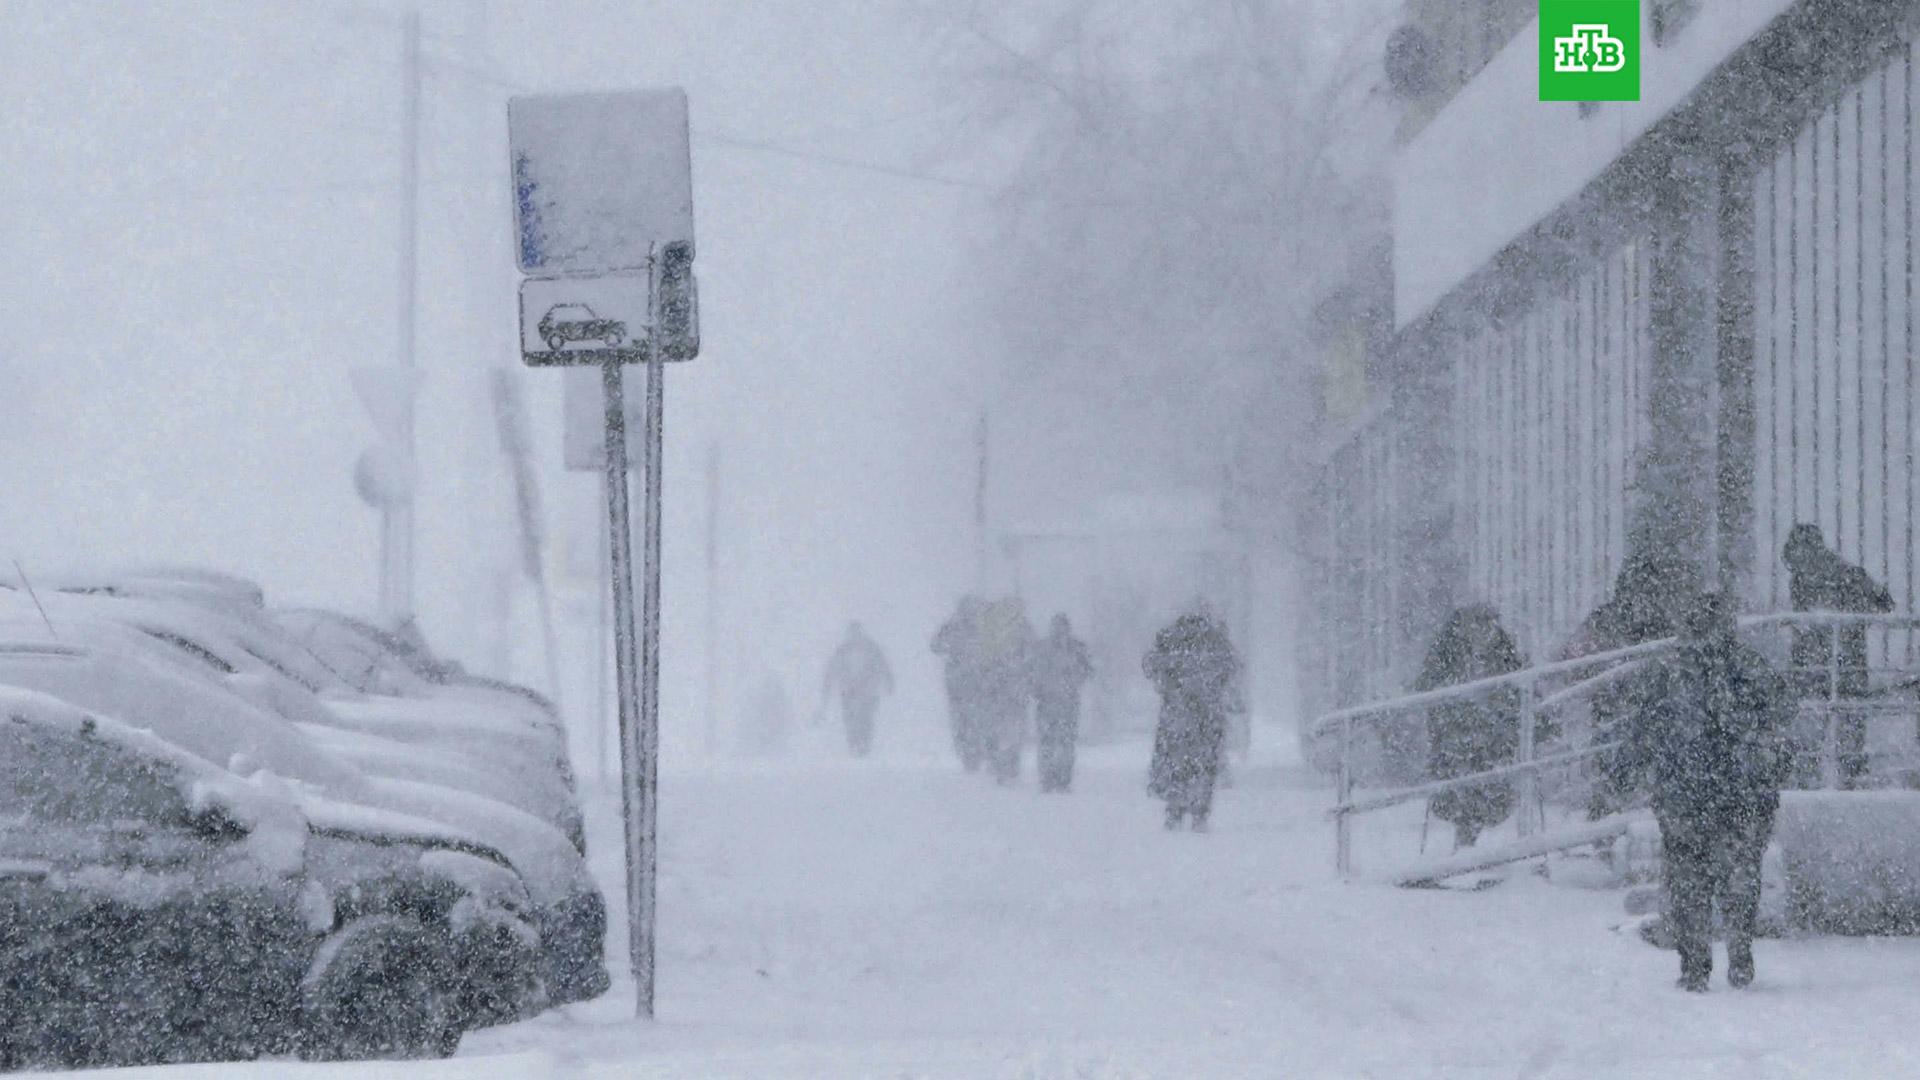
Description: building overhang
xmin=1394 ymin=0 xmax=1801 ymax=328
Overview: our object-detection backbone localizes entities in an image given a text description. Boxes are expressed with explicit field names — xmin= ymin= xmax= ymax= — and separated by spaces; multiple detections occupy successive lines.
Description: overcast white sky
xmin=0 ymin=0 xmax=1004 ymax=762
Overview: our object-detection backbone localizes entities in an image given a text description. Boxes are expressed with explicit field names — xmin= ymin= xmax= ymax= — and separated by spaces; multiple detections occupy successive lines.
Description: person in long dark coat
xmin=822 ymin=621 xmax=895 ymax=757
xmin=1029 ymin=614 xmax=1093 ymax=793
xmin=1613 ymin=591 xmax=1794 ymax=991
xmin=1561 ymin=539 xmax=1693 ymax=817
xmin=932 ymin=597 xmax=988 ymax=771
xmin=1415 ymin=605 xmax=1527 ymax=849
xmin=1145 ymin=604 xmax=1242 ymax=831
xmin=1784 ymin=523 xmax=1894 ymax=787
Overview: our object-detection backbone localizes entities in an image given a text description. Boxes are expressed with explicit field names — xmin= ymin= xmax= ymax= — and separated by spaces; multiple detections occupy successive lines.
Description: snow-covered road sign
xmin=506 ymin=86 xmax=697 ymax=1021
xmin=519 ymin=273 xmax=650 ymax=366
xmin=510 ymin=89 xmax=695 ymax=274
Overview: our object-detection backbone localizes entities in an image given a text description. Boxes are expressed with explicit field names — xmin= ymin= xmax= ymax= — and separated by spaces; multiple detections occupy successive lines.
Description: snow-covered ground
xmin=54 ymin=734 xmax=1920 ymax=1078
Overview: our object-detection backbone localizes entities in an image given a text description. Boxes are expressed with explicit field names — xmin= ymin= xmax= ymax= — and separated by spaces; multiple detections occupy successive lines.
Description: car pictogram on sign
xmin=538 ymin=304 xmax=627 ymax=351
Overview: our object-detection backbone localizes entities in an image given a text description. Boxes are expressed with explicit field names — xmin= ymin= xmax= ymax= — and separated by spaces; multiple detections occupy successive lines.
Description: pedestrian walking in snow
xmin=1784 ymin=523 xmax=1894 ymax=787
xmin=1615 ymin=591 xmax=1794 ymax=992
xmin=1145 ymin=602 xmax=1242 ymax=831
xmin=1561 ymin=535 xmax=1691 ymax=818
xmin=933 ymin=596 xmax=989 ymax=772
xmin=974 ymin=598 xmax=1035 ymax=784
xmin=823 ymin=621 xmax=895 ymax=757
xmin=1415 ymin=605 xmax=1530 ymax=849
xmin=1029 ymin=613 xmax=1093 ymax=793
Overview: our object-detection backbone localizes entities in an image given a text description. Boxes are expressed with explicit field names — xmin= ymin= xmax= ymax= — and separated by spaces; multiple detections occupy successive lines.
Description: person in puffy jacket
xmin=1614 ymin=591 xmax=1794 ymax=992
xmin=1415 ymin=605 xmax=1530 ymax=849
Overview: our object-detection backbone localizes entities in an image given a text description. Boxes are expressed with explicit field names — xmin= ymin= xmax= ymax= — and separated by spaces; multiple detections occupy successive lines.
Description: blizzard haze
xmin=13 ymin=1 xmax=1920 ymax=1078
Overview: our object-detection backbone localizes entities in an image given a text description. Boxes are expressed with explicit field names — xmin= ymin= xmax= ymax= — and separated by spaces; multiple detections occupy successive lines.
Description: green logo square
xmin=1540 ymin=0 xmax=1641 ymax=101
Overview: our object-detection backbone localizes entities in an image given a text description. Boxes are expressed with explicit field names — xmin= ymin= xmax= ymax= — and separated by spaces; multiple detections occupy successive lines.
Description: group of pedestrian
xmin=928 ymin=595 xmax=1244 ymax=826
xmin=1412 ymin=523 xmax=1893 ymax=992
xmin=930 ymin=597 xmax=1093 ymax=790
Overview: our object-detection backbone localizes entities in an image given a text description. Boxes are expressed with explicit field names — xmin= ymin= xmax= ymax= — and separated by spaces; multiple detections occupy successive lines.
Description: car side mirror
xmin=188 ymin=801 xmax=251 ymax=842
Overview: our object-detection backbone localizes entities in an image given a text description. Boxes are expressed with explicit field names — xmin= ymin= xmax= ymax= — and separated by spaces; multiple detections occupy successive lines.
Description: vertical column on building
xmin=1393 ymin=324 xmax=1465 ymax=665
xmin=1717 ymin=149 xmax=1759 ymax=599
xmin=1641 ymin=145 xmax=1724 ymax=587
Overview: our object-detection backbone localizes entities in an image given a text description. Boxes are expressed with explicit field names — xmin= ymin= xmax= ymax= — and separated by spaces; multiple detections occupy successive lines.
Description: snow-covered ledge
xmin=1394 ymin=0 xmax=1801 ymax=328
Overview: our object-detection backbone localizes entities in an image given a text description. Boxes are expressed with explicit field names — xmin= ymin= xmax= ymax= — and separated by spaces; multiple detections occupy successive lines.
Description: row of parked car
xmin=0 ymin=567 xmax=606 ymax=1070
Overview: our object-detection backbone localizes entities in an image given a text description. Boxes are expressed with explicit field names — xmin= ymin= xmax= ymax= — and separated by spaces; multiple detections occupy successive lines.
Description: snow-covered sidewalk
xmin=65 ymin=740 xmax=1920 ymax=1078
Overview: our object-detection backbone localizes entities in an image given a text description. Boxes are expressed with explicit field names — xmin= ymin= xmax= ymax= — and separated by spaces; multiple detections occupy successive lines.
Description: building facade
xmin=1307 ymin=0 xmax=1920 ymax=719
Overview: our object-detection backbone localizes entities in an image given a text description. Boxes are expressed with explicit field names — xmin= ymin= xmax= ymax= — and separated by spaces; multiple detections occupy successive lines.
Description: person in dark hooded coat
xmin=1414 ymin=605 xmax=1528 ymax=849
xmin=1783 ymin=524 xmax=1894 ymax=787
xmin=1613 ymin=591 xmax=1793 ymax=991
xmin=1561 ymin=538 xmax=1694 ymax=817
xmin=1028 ymin=614 xmax=1093 ymax=793
xmin=1145 ymin=604 xmax=1242 ymax=831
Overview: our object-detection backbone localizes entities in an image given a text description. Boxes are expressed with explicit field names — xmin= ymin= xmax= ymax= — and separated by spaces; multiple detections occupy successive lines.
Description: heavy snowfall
xmin=9 ymin=0 xmax=1920 ymax=1077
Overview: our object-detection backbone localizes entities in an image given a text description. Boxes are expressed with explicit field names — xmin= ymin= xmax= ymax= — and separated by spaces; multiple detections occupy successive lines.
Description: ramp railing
xmin=1313 ymin=613 xmax=1920 ymax=878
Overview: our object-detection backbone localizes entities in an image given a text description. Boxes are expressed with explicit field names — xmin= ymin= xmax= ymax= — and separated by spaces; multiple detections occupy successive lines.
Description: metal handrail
xmin=1314 ymin=611 xmax=1920 ymax=740
xmin=1310 ymin=637 xmax=1673 ymax=738
xmin=1328 ymin=742 xmax=1621 ymax=820
xmin=1322 ymin=610 xmax=1920 ymax=877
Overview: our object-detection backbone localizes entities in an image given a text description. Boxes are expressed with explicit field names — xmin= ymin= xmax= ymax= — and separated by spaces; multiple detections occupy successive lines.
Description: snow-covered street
xmin=458 ymin=742 xmax=1920 ymax=1077
xmin=29 ymin=735 xmax=1920 ymax=1079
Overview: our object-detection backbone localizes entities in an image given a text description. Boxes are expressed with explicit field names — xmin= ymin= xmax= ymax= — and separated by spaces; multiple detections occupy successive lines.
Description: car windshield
xmin=277 ymin=610 xmax=434 ymax=694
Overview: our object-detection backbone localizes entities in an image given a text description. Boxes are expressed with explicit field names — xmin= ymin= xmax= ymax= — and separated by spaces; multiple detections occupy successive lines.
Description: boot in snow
xmin=1728 ymin=946 xmax=1754 ymax=989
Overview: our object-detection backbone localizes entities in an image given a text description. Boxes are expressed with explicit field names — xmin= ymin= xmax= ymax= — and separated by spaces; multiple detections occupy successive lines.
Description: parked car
xmin=0 ymin=591 xmax=587 ymax=854
xmin=0 ymin=624 xmax=608 ymax=1007
xmin=274 ymin=608 xmax=584 ymax=841
xmin=0 ymin=685 xmax=539 ymax=1069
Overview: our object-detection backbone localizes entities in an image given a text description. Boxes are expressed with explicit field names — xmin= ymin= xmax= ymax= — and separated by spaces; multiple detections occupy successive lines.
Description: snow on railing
xmin=1317 ymin=612 xmax=1920 ymax=878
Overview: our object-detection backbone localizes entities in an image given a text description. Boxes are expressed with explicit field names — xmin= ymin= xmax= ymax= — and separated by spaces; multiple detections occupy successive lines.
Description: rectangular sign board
xmin=520 ymin=273 xmax=650 ymax=366
xmin=510 ymin=89 xmax=695 ymax=274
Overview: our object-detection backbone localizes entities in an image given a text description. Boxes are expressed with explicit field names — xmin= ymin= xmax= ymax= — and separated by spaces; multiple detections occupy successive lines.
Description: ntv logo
xmin=1540 ymin=1 xmax=1640 ymax=101
xmin=1553 ymin=25 xmax=1626 ymax=74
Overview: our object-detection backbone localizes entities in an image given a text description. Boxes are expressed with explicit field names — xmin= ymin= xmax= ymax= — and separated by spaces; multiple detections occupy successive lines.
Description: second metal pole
xmin=635 ymin=277 xmax=666 ymax=1019
xmin=601 ymin=356 xmax=649 ymax=1019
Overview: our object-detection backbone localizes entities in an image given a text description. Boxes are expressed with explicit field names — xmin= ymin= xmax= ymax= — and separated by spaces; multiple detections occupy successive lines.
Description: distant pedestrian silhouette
xmin=933 ymin=596 xmax=989 ymax=772
xmin=1029 ymin=614 xmax=1093 ymax=793
xmin=823 ymin=621 xmax=894 ymax=758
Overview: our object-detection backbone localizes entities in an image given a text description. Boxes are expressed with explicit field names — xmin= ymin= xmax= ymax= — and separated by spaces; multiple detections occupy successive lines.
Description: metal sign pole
xmin=510 ymin=86 xmax=694 ymax=1024
xmin=600 ymin=353 xmax=649 ymax=1019
xmin=634 ymin=255 xmax=666 ymax=1019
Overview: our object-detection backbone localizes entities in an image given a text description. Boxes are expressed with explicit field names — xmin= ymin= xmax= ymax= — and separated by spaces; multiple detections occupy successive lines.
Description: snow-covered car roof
xmin=298 ymin=720 xmax=579 ymax=836
xmin=0 ymin=633 xmax=584 ymax=905
xmin=0 ymin=564 xmax=266 ymax=611
xmin=0 ymin=634 xmax=361 ymax=789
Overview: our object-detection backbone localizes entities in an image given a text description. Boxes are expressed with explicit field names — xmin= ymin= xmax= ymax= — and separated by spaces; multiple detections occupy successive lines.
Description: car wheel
xmin=545 ymin=334 xmax=564 ymax=351
xmin=300 ymin=916 xmax=464 ymax=1061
